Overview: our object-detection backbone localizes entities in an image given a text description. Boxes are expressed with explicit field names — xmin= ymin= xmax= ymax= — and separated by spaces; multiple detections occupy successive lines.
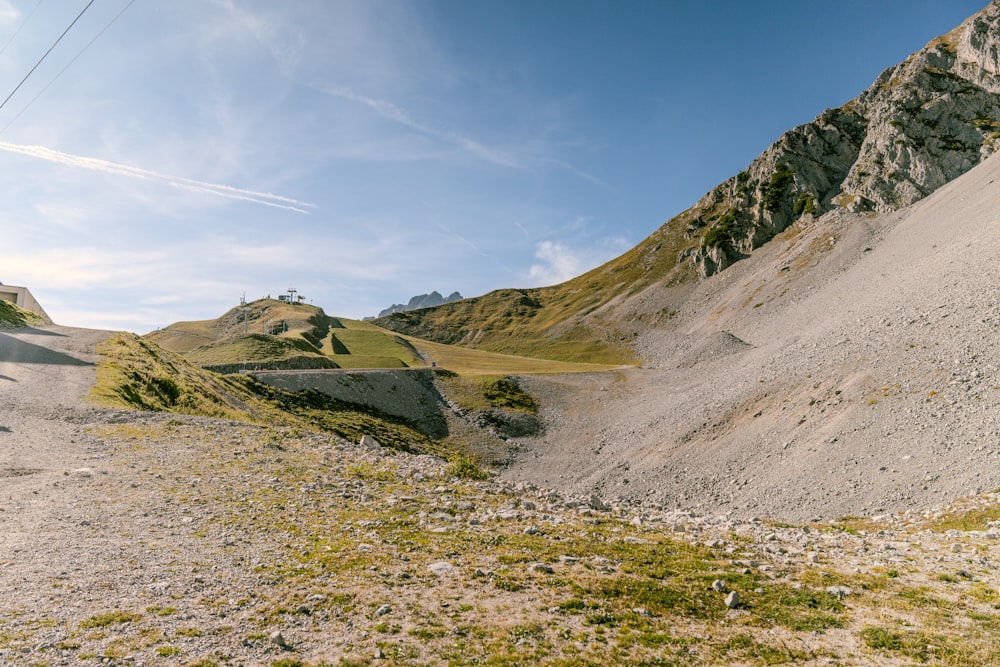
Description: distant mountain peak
xmin=376 ymin=291 xmax=463 ymax=318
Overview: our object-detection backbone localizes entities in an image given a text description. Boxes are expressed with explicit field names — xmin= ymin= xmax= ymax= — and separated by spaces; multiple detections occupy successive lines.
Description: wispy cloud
xmin=527 ymin=241 xmax=585 ymax=286
xmin=526 ymin=235 xmax=631 ymax=287
xmin=0 ymin=141 xmax=314 ymax=213
xmin=326 ymin=86 xmax=523 ymax=169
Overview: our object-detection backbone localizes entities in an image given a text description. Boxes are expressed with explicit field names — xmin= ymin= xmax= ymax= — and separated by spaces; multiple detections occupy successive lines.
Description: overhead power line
xmin=0 ymin=0 xmax=97 ymax=115
xmin=0 ymin=0 xmax=137 ymax=135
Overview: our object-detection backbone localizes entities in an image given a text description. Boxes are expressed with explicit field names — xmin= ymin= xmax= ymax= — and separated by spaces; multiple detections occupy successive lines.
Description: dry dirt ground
xmin=5 ymin=325 xmax=1000 ymax=666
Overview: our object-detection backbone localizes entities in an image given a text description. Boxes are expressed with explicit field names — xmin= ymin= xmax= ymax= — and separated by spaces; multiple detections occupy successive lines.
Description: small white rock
xmin=428 ymin=561 xmax=457 ymax=576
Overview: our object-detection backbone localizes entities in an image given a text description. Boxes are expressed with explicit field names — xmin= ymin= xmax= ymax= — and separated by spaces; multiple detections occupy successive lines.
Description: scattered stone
xmin=147 ymin=581 xmax=170 ymax=595
xmin=374 ymin=647 xmax=386 ymax=659
xmin=826 ymin=586 xmax=853 ymax=599
xmin=588 ymin=495 xmax=611 ymax=512
xmin=529 ymin=562 xmax=554 ymax=574
xmin=359 ymin=435 xmax=382 ymax=450
xmin=269 ymin=630 xmax=289 ymax=648
xmin=375 ymin=604 xmax=391 ymax=617
xmin=428 ymin=561 xmax=457 ymax=576
xmin=724 ymin=591 xmax=740 ymax=609
xmin=711 ymin=579 xmax=727 ymax=592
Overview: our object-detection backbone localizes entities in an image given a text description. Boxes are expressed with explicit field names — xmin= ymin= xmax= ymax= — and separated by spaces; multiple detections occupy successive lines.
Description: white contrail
xmin=0 ymin=141 xmax=314 ymax=213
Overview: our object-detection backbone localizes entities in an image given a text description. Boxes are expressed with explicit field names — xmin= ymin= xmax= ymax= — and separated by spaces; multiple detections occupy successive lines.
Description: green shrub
xmin=446 ymin=455 xmax=490 ymax=481
xmin=793 ymin=193 xmax=816 ymax=215
xmin=703 ymin=208 xmax=740 ymax=248
xmin=482 ymin=376 xmax=537 ymax=412
xmin=761 ymin=163 xmax=795 ymax=212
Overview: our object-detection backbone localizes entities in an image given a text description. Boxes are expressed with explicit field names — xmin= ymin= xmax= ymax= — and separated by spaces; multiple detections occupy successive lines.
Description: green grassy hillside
xmin=147 ymin=298 xmax=332 ymax=355
xmin=147 ymin=296 xmax=632 ymax=378
xmin=373 ymin=211 xmax=699 ymax=364
xmin=326 ymin=317 xmax=424 ymax=368
xmin=183 ymin=333 xmax=337 ymax=370
xmin=92 ymin=332 xmax=565 ymax=464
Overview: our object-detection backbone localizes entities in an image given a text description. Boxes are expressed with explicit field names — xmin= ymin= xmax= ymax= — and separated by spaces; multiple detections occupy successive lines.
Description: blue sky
xmin=0 ymin=0 xmax=987 ymax=332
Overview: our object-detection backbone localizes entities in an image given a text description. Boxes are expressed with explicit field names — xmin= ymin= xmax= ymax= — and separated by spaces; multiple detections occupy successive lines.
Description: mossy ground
xmin=0 ymin=299 xmax=45 ymax=328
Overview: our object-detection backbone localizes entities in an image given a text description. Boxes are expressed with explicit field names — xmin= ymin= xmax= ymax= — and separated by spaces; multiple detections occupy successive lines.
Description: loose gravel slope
xmin=506 ymin=151 xmax=1000 ymax=522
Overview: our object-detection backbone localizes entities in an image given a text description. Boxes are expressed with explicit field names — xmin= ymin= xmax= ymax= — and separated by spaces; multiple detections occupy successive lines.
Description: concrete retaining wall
xmin=251 ymin=368 xmax=446 ymax=436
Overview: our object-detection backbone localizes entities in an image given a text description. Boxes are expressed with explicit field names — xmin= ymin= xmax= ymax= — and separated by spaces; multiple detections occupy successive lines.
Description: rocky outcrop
xmin=376 ymin=291 xmax=463 ymax=318
xmin=689 ymin=2 xmax=1000 ymax=276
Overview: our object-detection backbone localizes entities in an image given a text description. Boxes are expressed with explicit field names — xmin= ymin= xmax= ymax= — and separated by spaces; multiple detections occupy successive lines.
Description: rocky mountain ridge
xmin=688 ymin=2 xmax=1000 ymax=276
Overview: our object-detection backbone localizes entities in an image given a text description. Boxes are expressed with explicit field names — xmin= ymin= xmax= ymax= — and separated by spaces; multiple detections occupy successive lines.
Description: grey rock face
xmin=689 ymin=4 xmax=1000 ymax=277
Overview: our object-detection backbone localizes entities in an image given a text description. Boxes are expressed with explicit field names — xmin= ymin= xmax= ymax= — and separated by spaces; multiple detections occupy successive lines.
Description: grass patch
xmin=446 ymin=454 xmax=490 ymax=481
xmin=184 ymin=333 xmax=336 ymax=370
xmin=927 ymin=505 xmax=1000 ymax=532
xmin=326 ymin=318 xmax=423 ymax=368
xmin=0 ymin=299 xmax=45 ymax=328
xmin=79 ymin=611 xmax=142 ymax=629
xmin=481 ymin=376 xmax=537 ymax=412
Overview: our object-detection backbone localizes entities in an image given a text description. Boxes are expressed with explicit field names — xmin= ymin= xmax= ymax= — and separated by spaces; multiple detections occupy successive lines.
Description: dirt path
xmin=0 ymin=328 xmax=121 ymax=604
xmin=0 ymin=325 xmax=118 ymax=553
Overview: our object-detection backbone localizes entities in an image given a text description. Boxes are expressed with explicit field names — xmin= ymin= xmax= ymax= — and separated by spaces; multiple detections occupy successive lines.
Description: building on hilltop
xmin=0 ymin=281 xmax=51 ymax=322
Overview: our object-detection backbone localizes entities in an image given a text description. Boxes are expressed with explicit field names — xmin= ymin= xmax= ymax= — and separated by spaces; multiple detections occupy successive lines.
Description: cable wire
xmin=0 ymin=0 xmax=137 ymax=135
xmin=0 ymin=0 xmax=96 ymax=114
